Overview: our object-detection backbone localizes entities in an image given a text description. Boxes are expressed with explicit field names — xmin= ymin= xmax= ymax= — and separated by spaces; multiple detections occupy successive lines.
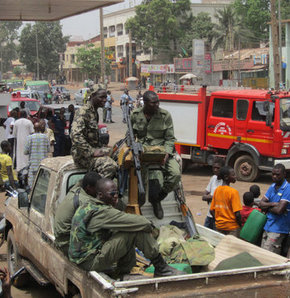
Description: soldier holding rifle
xmin=130 ymin=91 xmax=181 ymax=219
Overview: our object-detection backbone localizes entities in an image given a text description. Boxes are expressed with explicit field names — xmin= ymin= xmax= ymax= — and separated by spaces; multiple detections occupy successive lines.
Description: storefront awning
xmin=241 ymin=65 xmax=267 ymax=73
xmin=0 ymin=0 xmax=123 ymax=21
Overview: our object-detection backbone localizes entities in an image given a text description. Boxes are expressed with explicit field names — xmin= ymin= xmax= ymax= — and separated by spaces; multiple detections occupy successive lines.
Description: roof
xmin=26 ymin=81 xmax=49 ymax=86
xmin=0 ymin=0 xmax=123 ymax=21
xmin=211 ymin=89 xmax=290 ymax=99
xmin=40 ymin=156 xmax=79 ymax=172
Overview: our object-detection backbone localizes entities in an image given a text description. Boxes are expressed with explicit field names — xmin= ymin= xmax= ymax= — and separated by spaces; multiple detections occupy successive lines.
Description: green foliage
xmin=19 ymin=22 xmax=68 ymax=78
xmin=0 ymin=21 xmax=22 ymax=72
xmin=212 ymin=5 xmax=255 ymax=52
xmin=13 ymin=66 xmax=22 ymax=76
xmin=75 ymin=44 xmax=111 ymax=79
xmin=126 ymin=0 xmax=193 ymax=61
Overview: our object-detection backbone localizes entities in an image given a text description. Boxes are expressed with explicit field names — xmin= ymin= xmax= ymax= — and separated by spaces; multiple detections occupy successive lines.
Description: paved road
xmin=0 ymin=87 xmax=275 ymax=297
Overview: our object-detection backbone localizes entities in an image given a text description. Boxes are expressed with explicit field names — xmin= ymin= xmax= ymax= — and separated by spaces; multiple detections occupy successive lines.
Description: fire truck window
xmin=237 ymin=100 xmax=248 ymax=120
xmin=251 ymin=101 xmax=267 ymax=121
xmin=212 ymin=98 xmax=233 ymax=118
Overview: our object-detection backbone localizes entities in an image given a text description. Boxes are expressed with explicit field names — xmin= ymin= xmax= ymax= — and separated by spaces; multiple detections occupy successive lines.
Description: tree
xmin=126 ymin=0 xmax=193 ymax=61
xmin=212 ymin=5 xmax=254 ymax=52
xmin=13 ymin=66 xmax=22 ymax=76
xmin=0 ymin=21 xmax=22 ymax=73
xmin=19 ymin=22 xmax=68 ymax=78
xmin=75 ymin=44 xmax=111 ymax=80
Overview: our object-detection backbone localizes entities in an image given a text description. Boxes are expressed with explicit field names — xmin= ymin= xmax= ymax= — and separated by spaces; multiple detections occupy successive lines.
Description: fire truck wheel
xmin=234 ymin=155 xmax=259 ymax=182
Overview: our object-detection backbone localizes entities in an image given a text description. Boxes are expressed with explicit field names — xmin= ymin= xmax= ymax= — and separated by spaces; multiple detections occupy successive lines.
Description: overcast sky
xmin=60 ymin=0 xmax=201 ymax=40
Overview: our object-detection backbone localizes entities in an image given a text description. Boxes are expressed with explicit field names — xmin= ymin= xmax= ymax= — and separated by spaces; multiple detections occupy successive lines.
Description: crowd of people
xmin=0 ymin=101 xmax=76 ymax=189
xmin=202 ymin=159 xmax=290 ymax=257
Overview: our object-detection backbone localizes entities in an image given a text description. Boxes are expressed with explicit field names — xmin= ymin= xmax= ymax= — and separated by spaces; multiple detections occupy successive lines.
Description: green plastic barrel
xmin=240 ymin=209 xmax=267 ymax=244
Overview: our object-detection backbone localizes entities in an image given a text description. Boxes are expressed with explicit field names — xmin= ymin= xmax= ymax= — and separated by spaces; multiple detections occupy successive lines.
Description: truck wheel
xmin=234 ymin=155 xmax=259 ymax=182
xmin=7 ymin=230 xmax=29 ymax=288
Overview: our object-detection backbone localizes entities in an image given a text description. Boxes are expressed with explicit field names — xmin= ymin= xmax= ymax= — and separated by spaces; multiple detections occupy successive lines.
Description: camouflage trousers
xmin=261 ymin=231 xmax=287 ymax=255
xmin=88 ymin=156 xmax=118 ymax=179
xmin=80 ymin=231 xmax=159 ymax=273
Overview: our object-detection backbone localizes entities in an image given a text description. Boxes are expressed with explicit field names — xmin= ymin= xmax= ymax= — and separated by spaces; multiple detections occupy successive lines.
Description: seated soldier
xmin=54 ymin=172 xmax=101 ymax=255
xmin=68 ymin=178 xmax=184 ymax=278
xmin=130 ymin=91 xmax=181 ymax=219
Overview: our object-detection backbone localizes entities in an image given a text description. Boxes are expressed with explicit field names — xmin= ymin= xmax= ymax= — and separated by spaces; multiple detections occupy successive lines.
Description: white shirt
xmin=3 ymin=117 xmax=15 ymax=139
xmin=206 ymin=175 xmax=223 ymax=217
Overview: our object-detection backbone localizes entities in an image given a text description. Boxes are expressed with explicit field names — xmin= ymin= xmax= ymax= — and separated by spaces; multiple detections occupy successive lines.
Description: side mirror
xmin=266 ymin=111 xmax=273 ymax=127
xmin=18 ymin=190 xmax=29 ymax=208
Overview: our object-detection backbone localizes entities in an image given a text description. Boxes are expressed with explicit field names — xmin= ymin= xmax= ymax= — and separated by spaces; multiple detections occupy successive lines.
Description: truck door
xmin=26 ymin=168 xmax=51 ymax=272
xmin=235 ymin=99 xmax=249 ymax=141
xmin=206 ymin=97 xmax=235 ymax=149
xmin=246 ymin=100 xmax=274 ymax=155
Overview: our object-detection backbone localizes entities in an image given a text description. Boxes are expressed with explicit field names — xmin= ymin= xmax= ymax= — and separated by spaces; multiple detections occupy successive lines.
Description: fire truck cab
xmin=159 ymin=87 xmax=290 ymax=182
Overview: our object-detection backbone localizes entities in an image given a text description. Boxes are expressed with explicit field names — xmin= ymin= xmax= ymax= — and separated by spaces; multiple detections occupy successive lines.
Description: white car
xmin=74 ymin=88 xmax=89 ymax=105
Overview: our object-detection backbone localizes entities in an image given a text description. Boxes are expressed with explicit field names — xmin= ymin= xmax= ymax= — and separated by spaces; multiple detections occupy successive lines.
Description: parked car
xmin=12 ymin=89 xmax=41 ymax=101
xmin=8 ymin=94 xmax=41 ymax=116
xmin=74 ymin=88 xmax=89 ymax=105
xmin=25 ymin=80 xmax=52 ymax=104
xmin=51 ymin=86 xmax=70 ymax=100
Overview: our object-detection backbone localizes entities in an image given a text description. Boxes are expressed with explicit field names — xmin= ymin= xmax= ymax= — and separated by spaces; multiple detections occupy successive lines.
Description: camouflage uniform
xmin=70 ymin=102 xmax=117 ymax=178
xmin=68 ymin=198 xmax=159 ymax=273
xmin=54 ymin=184 xmax=94 ymax=255
xmin=130 ymin=107 xmax=180 ymax=194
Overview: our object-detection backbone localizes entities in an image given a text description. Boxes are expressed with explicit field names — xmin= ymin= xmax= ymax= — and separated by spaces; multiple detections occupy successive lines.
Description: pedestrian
xmin=24 ymin=122 xmax=50 ymax=187
xmin=68 ymin=178 xmax=184 ymax=278
xmin=12 ymin=111 xmax=34 ymax=171
xmin=105 ymin=90 xmax=114 ymax=123
xmin=19 ymin=101 xmax=31 ymax=117
xmin=0 ymin=267 xmax=12 ymax=298
xmin=260 ymin=164 xmax=290 ymax=255
xmin=202 ymin=157 xmax=225 ymax=230
xmin=210 ymin=166 xmax=242 ymax=237
xmin=3 ymin=109 xmax=17 ymax=159
xmin=249 ymin=184 xmax=261 ymax=207
xmin=130 ymin=90 xmax=180 ymax=219
xmin=0 ymin=141 xmax=17 ymax=189
xmin=71 ymin=89 xmax=117 ymax=178
xmin=120 ymin=89 xmax=134 ymax=123
xmin=52 ymin=107 xmax=66 ymax=157
xmin=240 ymin=191 xmax=261 ymax=226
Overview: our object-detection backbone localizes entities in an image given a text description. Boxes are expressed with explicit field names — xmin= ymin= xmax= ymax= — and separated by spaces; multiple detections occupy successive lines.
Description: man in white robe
xmin=13 ymin=111 xmax=34 ymax=171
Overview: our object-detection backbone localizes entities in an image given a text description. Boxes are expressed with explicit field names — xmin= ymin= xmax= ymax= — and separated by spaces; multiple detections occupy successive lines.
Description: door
xmin=26 ymin=168 xmax=51 ymax=271
xmin=245 ymin=100 xmax=274 ymax=155
xmin=235 ymin=99 xmax=249 ymax=141
xmin=206 ymin=97 xmax=235 ymax=149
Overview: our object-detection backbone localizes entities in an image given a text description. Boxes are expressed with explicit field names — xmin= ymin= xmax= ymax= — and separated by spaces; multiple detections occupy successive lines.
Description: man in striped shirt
xmin=24 ymin=122 xmax=50 ymax=188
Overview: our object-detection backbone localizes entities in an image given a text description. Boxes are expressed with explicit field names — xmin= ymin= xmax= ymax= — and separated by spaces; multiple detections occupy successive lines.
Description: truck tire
xmin=7 ymin=230 xmax=29 ymax=288
xmin=234 ymin=155 xmax=259 ymax=182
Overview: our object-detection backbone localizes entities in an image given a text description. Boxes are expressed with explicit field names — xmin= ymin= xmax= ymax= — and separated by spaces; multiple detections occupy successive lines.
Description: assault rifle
xmin=124 ymin=105 xmax=146 ymax=198
xmin=175 ymin=182 xmax=199 ymax=237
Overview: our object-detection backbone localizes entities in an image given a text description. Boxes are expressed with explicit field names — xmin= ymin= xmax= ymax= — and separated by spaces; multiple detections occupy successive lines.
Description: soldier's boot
xmin=149 ymin=180 xmax=166 ymax=219
xmin=151 ymin=254 xmax=186 ymax=278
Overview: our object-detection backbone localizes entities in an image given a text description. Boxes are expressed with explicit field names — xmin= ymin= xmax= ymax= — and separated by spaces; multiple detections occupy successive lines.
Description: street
xmin=0 ymin=85 xmax=275 ymax=297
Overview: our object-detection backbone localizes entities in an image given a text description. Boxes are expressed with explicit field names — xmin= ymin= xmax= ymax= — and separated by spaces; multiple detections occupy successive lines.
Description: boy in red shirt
xmin=241 ymin=191 xmax=261 ymax=226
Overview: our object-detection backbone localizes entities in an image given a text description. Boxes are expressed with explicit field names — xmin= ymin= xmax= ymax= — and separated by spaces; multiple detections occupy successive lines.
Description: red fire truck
xmin=158 ymin=86 xmax=290 ymax=182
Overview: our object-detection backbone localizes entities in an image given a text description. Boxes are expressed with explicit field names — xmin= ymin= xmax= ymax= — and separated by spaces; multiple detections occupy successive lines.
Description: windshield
xmin=280 ymin=98 xmax=290 ymax=131
xmin=7 ymin=81 xmax=23 ymax=89
xmin=28 ymin=84 xmax=50 ymax=92
xmin=9 ymin=101 xmax=41 ymax=112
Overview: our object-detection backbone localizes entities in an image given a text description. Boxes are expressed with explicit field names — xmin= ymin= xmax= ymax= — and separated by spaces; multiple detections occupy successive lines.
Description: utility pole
xmin=100 ymin=8 xmax=105 ymax=84
xmin=128 ymin=30 xmax=133 ymax=77
xmin=270 ymin=0 xmax=280 ymax=90
xmin=35 ymin=24 xmax=40 ymax=80
xmin=278 ymin=0 xmax=283 ymax=87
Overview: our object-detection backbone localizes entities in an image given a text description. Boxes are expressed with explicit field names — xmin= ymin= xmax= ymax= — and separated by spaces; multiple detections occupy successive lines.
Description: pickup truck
xmin=4 ymin=156 xmax=290 ymax=297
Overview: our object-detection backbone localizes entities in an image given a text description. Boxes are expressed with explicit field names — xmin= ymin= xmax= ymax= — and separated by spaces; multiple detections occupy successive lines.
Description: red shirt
xmin=241 ymin=206 xmax=261 ymax=226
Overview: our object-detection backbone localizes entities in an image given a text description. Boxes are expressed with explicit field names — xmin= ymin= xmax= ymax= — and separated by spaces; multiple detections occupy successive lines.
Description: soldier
xmin=130 ymin=90 xmax=181 ymax=219
xmin=71 ymin=89 xmax=118 ymax=178
xmin=68 ymin=178 xmax=184 ymax=278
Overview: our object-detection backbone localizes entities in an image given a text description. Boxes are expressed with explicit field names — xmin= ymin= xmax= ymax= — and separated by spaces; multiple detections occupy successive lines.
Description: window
xmin=109 ymin=26 xmax=115 ymax=37
xmin=71 ymin=54 xmax=75 ymax=63
xmin=117 ymin=24 xmax=123 ymax=36
xmin=237 ymin=99 xmax=249 ymax=120
xmin=251 ymin=101 xmax=275 ymax=122
xmin=212 ymin=98 xmax=233 ymax=118
xmin=66 ymin=172 xmax=86 ymax=193
xmin=30 ymin=169 xmax=50 ymax=214
xmin=104 ymin=27 xmax=108 ymax=38
xmin=117 ymin=45 xmax=124 ymax=58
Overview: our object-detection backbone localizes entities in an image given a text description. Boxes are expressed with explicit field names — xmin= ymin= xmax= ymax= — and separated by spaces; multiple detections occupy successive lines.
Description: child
xmin=202 ymin=157 xmax=225 ymax=230
xmin=0 ymin=141 xmax=17 ymax=189
xmin=210 ymin=166 xmax=242 ymax=237
xmin=249 ymin=184 xmax=261 ymax=207
xmin=241 ymin=191 xmax=261 ymax=226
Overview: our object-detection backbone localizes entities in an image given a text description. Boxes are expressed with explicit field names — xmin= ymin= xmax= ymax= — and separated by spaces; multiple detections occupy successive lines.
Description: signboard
xmin=141 ymin=64 xmax=175 ymax=74
xmin=174 ymin=54 xmax=212 ymax=74
xmin=192 ymin=39 xmax=204 ymax=78
xmin=213 ymin=60 xmax=254 ymax=71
